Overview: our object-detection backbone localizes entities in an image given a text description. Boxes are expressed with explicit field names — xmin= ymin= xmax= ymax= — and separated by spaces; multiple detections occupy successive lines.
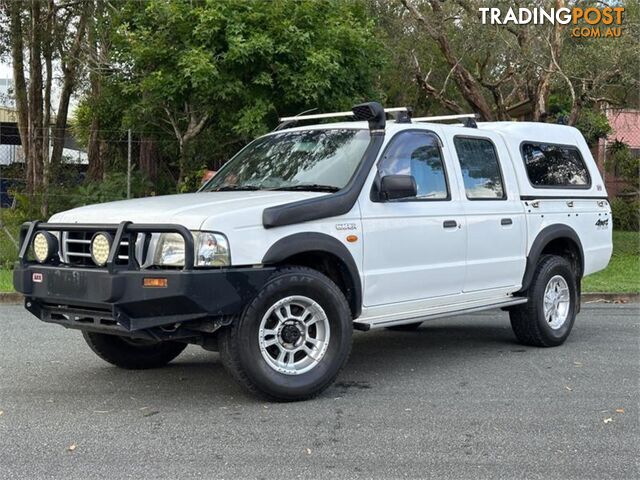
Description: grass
xmin=0 ymin=231 xmax=637 ymax=294
xmin=583 ymin=231 xmax=639 ymax=293
xmin=0 ymin=269 xmax=12 ymax=293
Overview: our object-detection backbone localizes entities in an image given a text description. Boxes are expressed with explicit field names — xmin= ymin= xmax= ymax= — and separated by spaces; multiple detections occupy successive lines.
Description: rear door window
xmin=521 ymin=142 xmax=591 ymax=188
xmin=453 ymin=137 xmax=506 ymax=200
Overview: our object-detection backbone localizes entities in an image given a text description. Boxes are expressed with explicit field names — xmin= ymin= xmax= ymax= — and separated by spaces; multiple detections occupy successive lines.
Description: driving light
xmin=91 ymin=232 xmax=112 ymax=266
xmin=32 ymin=231 xmax=58 ymax=264
xmin=153 ymin=231 xmax=230 ymax=267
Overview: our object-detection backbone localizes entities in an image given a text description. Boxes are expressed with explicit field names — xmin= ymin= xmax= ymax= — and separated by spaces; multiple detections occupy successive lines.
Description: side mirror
xmin=379 ymin=174 xmax=417 ymax=201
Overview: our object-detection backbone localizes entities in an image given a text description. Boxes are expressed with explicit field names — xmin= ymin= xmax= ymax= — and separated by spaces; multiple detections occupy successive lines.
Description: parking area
xmin=0 ymin=303 xmax=638 ymax=479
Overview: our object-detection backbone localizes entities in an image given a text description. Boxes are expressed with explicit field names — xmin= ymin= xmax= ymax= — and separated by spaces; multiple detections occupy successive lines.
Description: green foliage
xmin=607 ymin=141 xmax=640 ymax=191
xmin=548 ymin=98 xmax=612 ymax=147
xmin=575 ymin=110 xmax=612 ymax=147
xmin=118 ymin=0 xmax=382 ymax=158
xmin=0 ymin=207 xmax=28 ymax=269
xmin=611 ymin=197 xmax=640 ymax=231
xmin=71 ymin=0 xmax=384 ymax=190
xmin=0 ymin=269 xmax=12 ymax=292
xmin=583 ymin=231 xmax=640 ymax=293
xmin=71 ymin=171 xmax=154 ymax=207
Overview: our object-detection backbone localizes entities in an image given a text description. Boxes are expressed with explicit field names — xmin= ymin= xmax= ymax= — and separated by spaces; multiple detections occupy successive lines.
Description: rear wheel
xmin=82 ymin=331 xmax=187 ymax=369
xmin=219 ymin=266 xmax=352 ymax=401
xmin=510 ymin=255 xmax=578 ymax=347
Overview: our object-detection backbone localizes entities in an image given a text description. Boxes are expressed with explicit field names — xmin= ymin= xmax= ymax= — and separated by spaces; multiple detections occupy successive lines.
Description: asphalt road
xmin=0 ymin=303 xmax=638 ymax=480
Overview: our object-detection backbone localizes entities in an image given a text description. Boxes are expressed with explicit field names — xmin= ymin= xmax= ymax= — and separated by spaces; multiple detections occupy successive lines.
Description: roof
xmin=605 ymin=109 xmax=640 ymax=148
xmin=0 ymin=106 xmax=18 ymax=123
xmin=274 ymin=119 xmax=584 ymax=144
xmin=476 ymin=121 xmax=583 ymax=145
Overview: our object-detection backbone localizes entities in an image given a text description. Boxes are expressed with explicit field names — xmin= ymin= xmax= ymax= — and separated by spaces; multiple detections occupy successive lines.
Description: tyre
xmin=82 ymin=331 xmax=187 ymax=369
xmin=510 ymin=255 xmax=578 ymax=347
xmin=219 ymin=266 xmax=352 ymax=401
xmin=386 ymin=322 xmax=422 ymax=331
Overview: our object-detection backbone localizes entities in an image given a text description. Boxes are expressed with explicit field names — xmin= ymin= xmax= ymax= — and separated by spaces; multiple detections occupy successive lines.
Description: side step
xmin=353 ymin=297 xmax=528 ymax=331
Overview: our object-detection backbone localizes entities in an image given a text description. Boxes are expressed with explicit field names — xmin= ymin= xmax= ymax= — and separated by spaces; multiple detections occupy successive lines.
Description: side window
xmin=453 ymin=137 xmax=506 ymax=200
xmin=521 ymin=142 xmax=591 ymax=188
xmin=379 ymin=132 xmax=449 ymax=200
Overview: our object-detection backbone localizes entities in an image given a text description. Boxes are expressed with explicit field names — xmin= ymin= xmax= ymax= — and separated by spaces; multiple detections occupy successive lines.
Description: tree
xmin=1 ymin=0 xmax=89 ymax=213
xmin=388 ymin=0 xmax=639 ymax=123
xmin=106 ymin=0 xmax=384 ymax=188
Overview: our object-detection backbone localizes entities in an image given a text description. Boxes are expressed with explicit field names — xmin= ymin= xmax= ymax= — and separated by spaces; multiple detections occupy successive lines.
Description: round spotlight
xmin=91 ymin=232 xmax=112 ymax=267
xmin=32 ymin=231 xmax=58 ymax=264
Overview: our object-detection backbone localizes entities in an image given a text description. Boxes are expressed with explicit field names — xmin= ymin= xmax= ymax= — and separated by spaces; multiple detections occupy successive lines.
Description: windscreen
xmin=202 ymin=129 xmax=371 ymax=192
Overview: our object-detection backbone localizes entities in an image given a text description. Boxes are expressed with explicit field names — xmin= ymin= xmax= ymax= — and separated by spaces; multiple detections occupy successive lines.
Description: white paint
xmin=49 ymin=119 xmax=613 ymax=325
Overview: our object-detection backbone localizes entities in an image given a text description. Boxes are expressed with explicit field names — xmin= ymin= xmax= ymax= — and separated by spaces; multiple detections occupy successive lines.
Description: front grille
xmin=62 ymin=230 xmax=132 ymax=267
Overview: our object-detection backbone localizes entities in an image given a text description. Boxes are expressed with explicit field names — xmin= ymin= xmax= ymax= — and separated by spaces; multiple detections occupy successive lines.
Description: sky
xmin=0 ymin=62 xmax=78 ymax=113
xmin=0 ymin=63 xmax=11 ymax=79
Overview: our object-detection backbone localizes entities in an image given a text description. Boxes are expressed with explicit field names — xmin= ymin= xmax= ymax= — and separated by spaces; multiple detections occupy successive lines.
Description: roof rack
xmin=412 ymin=113 xmax=477 ymax=122
xmin=275 ymin=103 xmax=404 ymax=132
xmin=275 ymin=104 xmax=479 ymax=132
xmin=279 ymin=107 xmax=408 ymax=123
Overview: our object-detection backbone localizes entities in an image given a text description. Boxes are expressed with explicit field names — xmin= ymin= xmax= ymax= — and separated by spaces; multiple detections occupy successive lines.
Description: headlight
xmin=153 ymin=231 xmax=230 ymax=267
xmin=32 ymin=231 xmax=58 ymax=263
xmin=91 ymin=232 xmax=113 ymax=267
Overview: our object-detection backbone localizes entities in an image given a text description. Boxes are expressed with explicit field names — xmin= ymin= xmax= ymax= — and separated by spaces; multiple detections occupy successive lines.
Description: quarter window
xmin=521 ymin=143 xmax=591 ymax=188
xmin=378 ymin=132 xmax=449 ymax=200
xmin=454 ymin=137 xmax=505 ymax=200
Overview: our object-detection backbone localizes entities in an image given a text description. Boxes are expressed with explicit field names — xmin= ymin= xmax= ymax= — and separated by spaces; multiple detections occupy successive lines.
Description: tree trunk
xmin=41 ymin=0 xmax=54 ymax=217
xmin=86 ymin=120 xmax=103 ymax=180
xmin=165 ymin=105 xmax=208 ymax=190
xmin=401 ymin=0 xmax=494 ymax=120
xmin=177 ymin=141 xmax=187 ymax=191
xmin=8 ymin=2 xmax=30 ymax=176
xmin=51 ymin=3 xmax=89 ymax=168
xmin=139 ymin=137 xmax=159 ymax=182
xmin=28 ymin=0 xmax=44 ymax=195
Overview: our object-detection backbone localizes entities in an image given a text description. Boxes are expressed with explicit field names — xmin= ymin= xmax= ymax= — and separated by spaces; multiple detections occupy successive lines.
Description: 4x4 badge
xmin=595 ymin=218 xmax=609 ymax=228
xmin=335 ymin=223 xmax=357 ymax=231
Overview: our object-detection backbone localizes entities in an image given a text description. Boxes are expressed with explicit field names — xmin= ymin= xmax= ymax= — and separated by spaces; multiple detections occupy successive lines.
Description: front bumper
xmin=13 ymin=221 xmax=275 ymax=339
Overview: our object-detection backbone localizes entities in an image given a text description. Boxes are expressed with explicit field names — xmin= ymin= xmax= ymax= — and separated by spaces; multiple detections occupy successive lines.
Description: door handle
xmin=501 ymin=218 xmax=513 ymax=226
xmin=443 ymin=220 xmax=457 ymax=229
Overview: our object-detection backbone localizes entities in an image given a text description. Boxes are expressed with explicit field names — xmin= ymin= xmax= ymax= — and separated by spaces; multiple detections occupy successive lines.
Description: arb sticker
xmin=32 ymin=273 xmax=43 ymax=283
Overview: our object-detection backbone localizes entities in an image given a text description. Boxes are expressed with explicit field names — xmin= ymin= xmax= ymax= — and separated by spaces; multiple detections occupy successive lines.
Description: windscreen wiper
xmin=214 ymin=185 xmax=263 ymax=191
xmin=272 ymin=184 xmax=340 ymax=193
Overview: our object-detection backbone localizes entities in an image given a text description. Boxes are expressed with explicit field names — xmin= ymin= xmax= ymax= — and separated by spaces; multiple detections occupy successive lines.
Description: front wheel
xmin=82 ymin=331 xmax=187 ymax=369
xmin=510 ymin=255 xmax=578 ymax=347
xmin=219 ymin=266 xmax=352 ymax=401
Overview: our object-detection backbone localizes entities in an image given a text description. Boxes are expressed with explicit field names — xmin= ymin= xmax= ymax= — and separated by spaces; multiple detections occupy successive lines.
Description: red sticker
xmin=32 ymin=273 xmax=43 ymax=283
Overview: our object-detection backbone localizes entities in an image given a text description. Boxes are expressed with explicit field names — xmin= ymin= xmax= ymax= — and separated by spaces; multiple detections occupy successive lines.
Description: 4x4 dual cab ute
xmin=14 ymin=102 xmax=612 ymax=401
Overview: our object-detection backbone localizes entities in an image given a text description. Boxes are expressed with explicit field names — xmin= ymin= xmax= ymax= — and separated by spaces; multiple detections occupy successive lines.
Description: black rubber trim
xmin=262 ymin=132 xmax=385 ymax=228
xmin=262 ymin=232 xmax=362 ymax=317
xmin=518 ymin=224 xmax=584 ymax=293
xmin=520 ymin=195 xmax=609 ymax=201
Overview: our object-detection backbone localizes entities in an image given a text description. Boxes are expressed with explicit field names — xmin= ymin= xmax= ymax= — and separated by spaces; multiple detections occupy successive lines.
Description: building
xmin=593 ymin=109 xmax=640 ymax=197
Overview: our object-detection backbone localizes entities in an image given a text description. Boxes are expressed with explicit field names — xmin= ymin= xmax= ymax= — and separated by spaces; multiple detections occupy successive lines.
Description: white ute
xmin=14 ymin=102 xmax=612 ymax=400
